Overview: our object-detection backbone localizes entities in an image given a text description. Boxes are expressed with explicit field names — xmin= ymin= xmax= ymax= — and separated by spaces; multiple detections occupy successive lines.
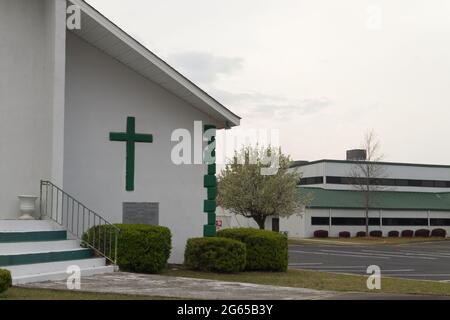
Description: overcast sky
xmin=87 ymin=0 xmax=450 ymax=164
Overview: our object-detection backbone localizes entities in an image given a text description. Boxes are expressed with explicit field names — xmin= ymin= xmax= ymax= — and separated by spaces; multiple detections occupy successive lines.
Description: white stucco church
xmin=0 ymin=0 xmax=240 ymax=283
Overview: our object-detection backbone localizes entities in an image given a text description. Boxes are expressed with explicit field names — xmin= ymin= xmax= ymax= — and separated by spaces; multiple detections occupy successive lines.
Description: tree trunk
xmin=253 ymin=216 xmax=266 ymax=230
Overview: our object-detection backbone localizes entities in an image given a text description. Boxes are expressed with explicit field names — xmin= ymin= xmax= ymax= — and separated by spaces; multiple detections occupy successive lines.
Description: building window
xmin=382 ymin=218 xmax=428 ymax=226
xmin=311 ymin=217 xmax=330 ymax=225
xmin=272 ymin=218 xmax=280 ymax=232
xmin=395 ymin=179 xmax=408 ymax=186
xmin=324 ymin=176 xmax=450 ymax=188
xmin=299 ymin=176 xmax=324 ymax=185
xmin=430 ymin=218 xmax=450 ymax=226
xmin=422 ymin=180 xmax=435 ymax=187
xmin=407 ymin=180 xmax=422 ymax=187
xmin=435 ymin=181 xmax=447 ymax=188
xmin=331 ymin=217 xmax=380 ymax=226
xmin=326 ymin=176 xmax=342 ymax=184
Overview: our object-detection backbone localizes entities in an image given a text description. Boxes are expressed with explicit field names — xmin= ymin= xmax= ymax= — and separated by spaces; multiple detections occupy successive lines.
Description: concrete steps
xmin=10 ymin=258 xmax=115 ymax=284
xmin=0 ymin=220 xmax=115 ymax=284
xmin=0 ymin=240 xmax=80 ymax=254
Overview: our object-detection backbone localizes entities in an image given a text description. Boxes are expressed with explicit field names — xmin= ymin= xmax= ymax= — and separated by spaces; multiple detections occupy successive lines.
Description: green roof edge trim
xmin=291 ymin=159 xmax=450 ymax=170
xmin=299 ymin=187 xmax=450 ymax=211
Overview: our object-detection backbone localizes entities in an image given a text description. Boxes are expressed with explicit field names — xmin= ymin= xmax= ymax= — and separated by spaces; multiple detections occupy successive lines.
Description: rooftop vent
xmin=346 ymin=149 xmax=367 ymax=161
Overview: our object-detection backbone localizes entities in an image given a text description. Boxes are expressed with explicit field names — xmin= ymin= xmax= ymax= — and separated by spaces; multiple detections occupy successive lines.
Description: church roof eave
xmin=69 ymin=0 xmax=241 ymax=129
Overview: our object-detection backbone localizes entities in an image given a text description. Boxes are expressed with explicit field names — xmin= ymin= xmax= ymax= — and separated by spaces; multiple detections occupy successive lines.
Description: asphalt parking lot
xmin=289 ymin=240 xmax=450 ymax=281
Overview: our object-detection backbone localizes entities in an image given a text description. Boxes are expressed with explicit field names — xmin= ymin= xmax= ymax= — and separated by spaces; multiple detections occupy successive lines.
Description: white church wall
xmin=0 ymin=0 xmax=66 ymax=219
xmin=64 ymin=32 xmax=220 ymax=263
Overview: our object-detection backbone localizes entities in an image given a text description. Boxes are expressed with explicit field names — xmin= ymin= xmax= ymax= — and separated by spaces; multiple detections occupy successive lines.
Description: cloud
xmin=210 ymin=89 xmax=332 ymax=121
xmin=167 ymin=51 xmax=243 ymax=84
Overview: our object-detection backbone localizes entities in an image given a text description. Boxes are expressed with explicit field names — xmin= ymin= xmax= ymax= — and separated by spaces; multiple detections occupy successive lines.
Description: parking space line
xmin=288 ymin=262 xmax=323 ymax=266
xmin=383 ymin=274 xmax=450 ymax=277
xmin=290 ymin=249 xmax=389 ymax=259
xmin=303 ymin=265 xmax=367 ymax=268
xmin=362 ymin=249 xmax=450 ymax=259
xmin=321 ymin=249 xmax=436 ymax=260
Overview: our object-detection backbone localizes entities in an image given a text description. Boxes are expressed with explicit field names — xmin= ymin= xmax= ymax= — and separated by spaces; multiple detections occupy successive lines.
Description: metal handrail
xmin=39 ymin=180 xmax=119 ymax=265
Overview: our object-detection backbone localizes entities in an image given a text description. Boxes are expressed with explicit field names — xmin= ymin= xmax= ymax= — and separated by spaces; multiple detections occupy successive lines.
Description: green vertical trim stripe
xmin=204 ymin=200 xmax=217 ymax=212
xmin=207 ymin=212 xmax=216 ymax=225
xmin=203 ymin=124 xmax=217 ymax=237
xmin=203 ymin=225 xmax=216 ymax=237
xmin=207 ymin=187 xmax=217 ymax=200
xmin=204 ymin=175 xmax=217 ymax=188
xmin=208 ymin=164 xmax=216 ymax=175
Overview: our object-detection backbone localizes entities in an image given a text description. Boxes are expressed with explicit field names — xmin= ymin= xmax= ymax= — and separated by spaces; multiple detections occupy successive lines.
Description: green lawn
xmin=0 ymin=287 xmax=176 ymax=300
xmin=289 ymin=237 xmax=450 ymax=246
xmin=163 ymin=267 xmax=450 ymax=297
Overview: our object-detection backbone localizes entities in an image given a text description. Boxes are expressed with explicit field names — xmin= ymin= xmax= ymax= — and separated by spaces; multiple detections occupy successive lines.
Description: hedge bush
xmin=184 ymin=237 xmax=246 ymax=273
xmin=83 ymin=224 xmax=171 ymax=274
xmin=356 ymin=231 xmax=366 ymax=237
xmin=339 ymin=231 xmax=351 ymax=238
xmin=217 ymin=228 xmax=288 ymax=272
xmin=431 ymin=228 xmax=447 ymax=238
xmin=0 ymin=269 xmax=12 ymax=293
xmin=401 ymin=230 xmax=414 ymax=237
xmin=415 ymin=229 xmax=430 ymax=237
xmin=313 ymin=230 xmax=329 ymax=238
xmin=370 ymin=230 xmax=383 ymax=238
xmin=388 ymin=230 xmax=400 ymax=237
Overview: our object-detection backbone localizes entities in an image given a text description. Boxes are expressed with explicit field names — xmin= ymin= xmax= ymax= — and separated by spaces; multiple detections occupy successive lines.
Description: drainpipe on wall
xmin=329 ymin=208 xmax=332 ymax=234
xmin=427 ymin=210 xmax=431 ymax=227
xmin=380 ymin=209 xmax=383 ymax=228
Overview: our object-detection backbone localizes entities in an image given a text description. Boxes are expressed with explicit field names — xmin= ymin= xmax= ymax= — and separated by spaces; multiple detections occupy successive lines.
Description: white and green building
xmin=285 ymin=154 xmax=450 ymax=238
xmin=0 ymin=0 xmax=239 ymax=283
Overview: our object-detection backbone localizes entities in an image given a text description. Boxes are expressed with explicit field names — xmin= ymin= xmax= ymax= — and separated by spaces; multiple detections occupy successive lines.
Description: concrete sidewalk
xmin=23 ymin=272 xmax=336 ymax=300
xmin=22 ymin=272 xmax=450 ymax=300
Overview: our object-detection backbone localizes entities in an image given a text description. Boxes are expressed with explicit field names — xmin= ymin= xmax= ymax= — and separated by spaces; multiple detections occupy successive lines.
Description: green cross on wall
xmin=109 ymin=117 xmax=153 ymax=191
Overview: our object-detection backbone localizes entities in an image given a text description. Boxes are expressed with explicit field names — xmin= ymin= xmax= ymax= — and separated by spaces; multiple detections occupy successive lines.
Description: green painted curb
xmin=0 ymin=231 xmax=67 ymax=243
xmin=0 ymin=249 xmax=93 ymax=267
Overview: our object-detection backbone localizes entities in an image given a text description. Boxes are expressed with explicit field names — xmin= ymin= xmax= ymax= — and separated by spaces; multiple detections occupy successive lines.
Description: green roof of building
xmin=298 ymin=188 xmax=450 ymax=211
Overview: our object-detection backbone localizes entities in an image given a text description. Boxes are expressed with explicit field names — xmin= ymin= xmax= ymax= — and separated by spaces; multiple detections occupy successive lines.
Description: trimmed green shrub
xmin=339 ymin=231 xmax=351 ymax=238
xmin=356 ymin=231 xmax=366 ymax=237
xmin=0 ymin=269 xmax=12 ymax=293
xmin=401 ymin=230 xmax=414 ymax=237
xmin=388 ymin=230 xmax=400 ymax=237
xmin=370 ymin=230 xmax=383 ymax=237
xmin=217 ymin=228 xmax=288 ymax=272
xmin=83 ymin=224 xmax=171 ymax=274
xmin=184 ymin=237 xmax=246 ymax=273
xmin=314 ymin=230 xmax=329 ymax=238
xmin=431 ymin=228 xmax=447 ymax=238
xmin=415 ymin=229 xmax=430 ymax=237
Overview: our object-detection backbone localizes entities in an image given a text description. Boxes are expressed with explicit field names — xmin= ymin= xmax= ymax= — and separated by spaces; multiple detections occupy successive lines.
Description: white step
xmin=6 ymin=257 xmax=107 ymax=277
xmin=0 ymin=220 xmax=63 ymax=232
xmin=4 ymin=257 xmax=114 ymax=284
xmin=13 ymin=265 xmax=115 ymax=285
xmin=0 ymin=240 xmax=80 ymax=255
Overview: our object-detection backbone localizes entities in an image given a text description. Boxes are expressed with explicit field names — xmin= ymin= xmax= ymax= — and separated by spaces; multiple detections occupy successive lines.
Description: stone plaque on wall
xmin=123 ymin=202 xmax=159 ymax=225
